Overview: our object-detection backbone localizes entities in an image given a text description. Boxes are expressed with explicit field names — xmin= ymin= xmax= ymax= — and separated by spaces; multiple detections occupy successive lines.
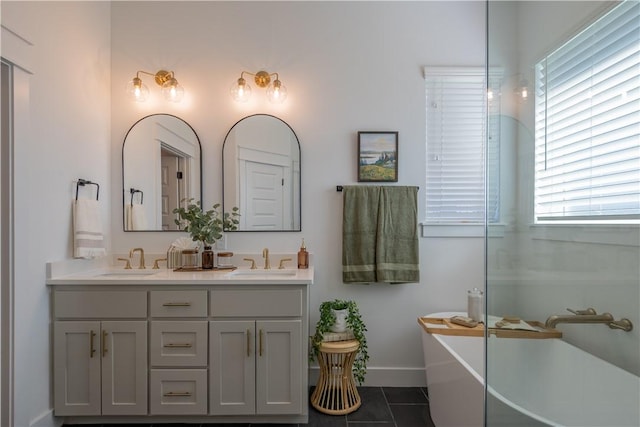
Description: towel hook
xmin=130 ymin=188 xmax=143 ymax=206
xmin=76 ymin=179 xmax=100 ymax=200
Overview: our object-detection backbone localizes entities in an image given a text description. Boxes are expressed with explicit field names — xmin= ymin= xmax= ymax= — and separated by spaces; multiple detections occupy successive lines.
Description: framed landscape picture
xmin=357 ymin=131 xmax=398 ymax=182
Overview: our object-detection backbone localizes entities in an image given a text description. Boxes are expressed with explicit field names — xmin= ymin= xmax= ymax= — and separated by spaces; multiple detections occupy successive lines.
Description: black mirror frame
xmin=221 ymin=113 xmax=302 ymax=232
xmin=122 ymin=113 xmax=203 ymax=232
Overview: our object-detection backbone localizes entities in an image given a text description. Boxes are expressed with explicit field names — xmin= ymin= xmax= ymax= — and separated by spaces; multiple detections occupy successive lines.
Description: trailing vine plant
xmin=310 ymin=299 xmax=369 ymax=385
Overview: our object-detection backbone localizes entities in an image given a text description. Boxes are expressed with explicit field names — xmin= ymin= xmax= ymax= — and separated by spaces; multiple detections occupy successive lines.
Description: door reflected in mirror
xmin=223 ymin=114 xmax=301 ymax=231
xmin=122 ymin=114 xmax=202 ymax=231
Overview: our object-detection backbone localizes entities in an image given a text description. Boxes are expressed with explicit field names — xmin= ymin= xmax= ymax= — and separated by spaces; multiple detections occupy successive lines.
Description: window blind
xmin=425 ymin=67 xmax=499 ymax=223
xmin=534 ymin=0 xmax=640 ymax=222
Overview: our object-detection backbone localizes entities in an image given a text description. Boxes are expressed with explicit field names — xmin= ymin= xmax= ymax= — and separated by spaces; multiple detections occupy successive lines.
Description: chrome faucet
xmin=262 ymin=248 xmax=271 ymax=270
xmin=545 ymin=308 xmax=633 ymax=332
xmin=129 ymin=247 xmax=146 ymax=269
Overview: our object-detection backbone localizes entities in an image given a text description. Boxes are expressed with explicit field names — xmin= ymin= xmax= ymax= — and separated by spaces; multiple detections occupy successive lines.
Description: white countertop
xmin=46 ymin=257 xmax=314 ymax=286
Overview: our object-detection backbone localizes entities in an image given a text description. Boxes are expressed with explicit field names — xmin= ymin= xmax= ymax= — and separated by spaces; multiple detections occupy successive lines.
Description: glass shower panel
xmin=486 ymin=1 xmax=639 ymax=426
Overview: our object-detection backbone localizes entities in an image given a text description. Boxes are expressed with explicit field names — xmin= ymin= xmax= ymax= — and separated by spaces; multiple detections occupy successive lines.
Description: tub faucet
xmin=566 ymin=307 xmax=597 ymax=315
xmin=262 ymin=248 xmax=271 ymax=270
xmin=129 ymin=247 xmax=146 ymax=269
xmin=545 ymin=308 xmax=633 ymax=332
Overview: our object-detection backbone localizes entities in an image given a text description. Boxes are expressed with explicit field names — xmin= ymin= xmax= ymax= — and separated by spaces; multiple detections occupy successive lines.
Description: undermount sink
xmin=96 ymin=270 xmax=158 ymax=277
xmin=228 ymin=269 xmax=297 ymax=277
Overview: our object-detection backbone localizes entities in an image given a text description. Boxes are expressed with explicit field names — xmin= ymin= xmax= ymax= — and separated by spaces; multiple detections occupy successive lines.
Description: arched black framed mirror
xmin=122 ymin=114 xmax=202 ymax=231
xmin=222 ymin=114 xmax=301 ymax=231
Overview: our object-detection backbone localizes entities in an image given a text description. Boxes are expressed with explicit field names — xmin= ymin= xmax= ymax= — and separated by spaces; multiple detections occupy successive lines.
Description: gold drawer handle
xmin=89 ymin=330 xmax=96 ymax=358
xmin=102 ymin=330 xmax=108 ymax=357
xmin=246 ymin=329 xmax=250 ymax=357
xmin=163 ymin=391 xmax=192 ymax=397
xmin=163 ymin=343 xmax=193 ymax=348
xmin=162 ymin=302 xmax=191 ymax=307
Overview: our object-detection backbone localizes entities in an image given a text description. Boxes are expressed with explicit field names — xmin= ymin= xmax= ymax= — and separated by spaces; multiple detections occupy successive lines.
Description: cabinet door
xmin=54 ymin=321 xmax=101 ymax=416
xmin=256 ymin=320 xmax=302 ymax=414
xmin=209 ymin=320 xmax=255 ymax=415
xmin=101 ymin=321 xmax=148 ymax=415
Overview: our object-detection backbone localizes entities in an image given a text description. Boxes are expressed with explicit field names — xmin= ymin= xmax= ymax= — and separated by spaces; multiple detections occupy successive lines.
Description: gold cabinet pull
xmin=163 ymin=391 xmax=192 ymax=397
xmin=259 ymin=329 xmax=263 ymax=357
xmin=246 ymin=329 xmax=250 ymax=357
xmin=90 ymin=330 xmax=96 ymax=358
xmin=102 ymin=330 xmax=108 ymax=357
xmin=163 ymin=343 xmax=193 ymax=348
xmin=162 ymin=302 xmax=191 ymax=307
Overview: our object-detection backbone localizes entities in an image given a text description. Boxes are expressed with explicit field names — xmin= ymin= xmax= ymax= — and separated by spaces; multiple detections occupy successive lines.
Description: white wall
xmin=1 ymin=2 xmax=111 ymax=426
xmin=2 ymin=3 xmax=634 ymax=425
xmin=110 ymin=1 xmax=486 ymax=385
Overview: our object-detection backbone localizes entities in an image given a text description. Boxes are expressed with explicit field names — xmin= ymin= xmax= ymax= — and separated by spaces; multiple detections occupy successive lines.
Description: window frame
xmin=423 ymin=66 xmax=502 ymax=229
xmin=532 ymin=0 xmax=640 ymax=225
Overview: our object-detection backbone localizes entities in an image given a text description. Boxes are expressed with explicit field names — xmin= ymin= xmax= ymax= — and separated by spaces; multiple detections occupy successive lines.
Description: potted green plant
xmin=173 ymin=198 xmax=240 ymax=248
xmin=311 ymin=299 xmax=369 ymax=385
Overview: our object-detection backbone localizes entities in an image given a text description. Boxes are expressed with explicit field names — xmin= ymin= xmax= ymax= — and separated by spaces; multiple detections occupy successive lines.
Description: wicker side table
xmin=310 ymin=339 xmax=361 ymax=415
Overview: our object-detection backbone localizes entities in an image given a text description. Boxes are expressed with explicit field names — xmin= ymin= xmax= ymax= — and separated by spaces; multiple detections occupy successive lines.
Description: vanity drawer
xmin=210 ymin=289 xmax=302 ymax=317
xmin=149 ymin=369 xmax=207 ymax=415
xmin=53 ymin=290 xmax=147 ymax=318
xmin=150 ymin=290 xmax=208 ymax=317
xmin=150 ymin=321 xmax=208 ymax=367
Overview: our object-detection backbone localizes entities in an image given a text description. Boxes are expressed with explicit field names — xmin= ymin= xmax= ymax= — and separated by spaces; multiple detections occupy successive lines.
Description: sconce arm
xmin=134 ymin=70 xmax=176 ymax=86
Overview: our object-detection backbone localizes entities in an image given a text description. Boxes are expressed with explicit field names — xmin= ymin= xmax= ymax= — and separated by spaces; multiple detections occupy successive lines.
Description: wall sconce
xmin=515 ymin=78 xmax=529 ymax=101
xmin=126 ymin=70 xmax=184 ymax=102
xmin=230 ymin=70 xmax=287 ymax=104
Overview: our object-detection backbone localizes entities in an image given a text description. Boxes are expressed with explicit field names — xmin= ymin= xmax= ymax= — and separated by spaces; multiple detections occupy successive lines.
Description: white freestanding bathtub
xmin=420 ymin=312 xmax=640 ymax=427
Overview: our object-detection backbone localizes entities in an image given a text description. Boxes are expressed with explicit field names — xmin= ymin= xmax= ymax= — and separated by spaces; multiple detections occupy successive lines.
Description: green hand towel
xmin=342 ymin=186 xmax=380 ymax=283
xmin=376 ymin=186 xmax=420 ymax=283
xmin=342 ymin=185 xmax=420 ymax=284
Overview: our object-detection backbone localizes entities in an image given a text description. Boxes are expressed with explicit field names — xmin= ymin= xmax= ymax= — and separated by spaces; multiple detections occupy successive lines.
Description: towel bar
xmin=76 ymin=179 xmax=100 ymax=200
xmin=130 ymin=188 xmax=144 ymax=205
xmin=336 ymin=185 xmax=419 ymax=192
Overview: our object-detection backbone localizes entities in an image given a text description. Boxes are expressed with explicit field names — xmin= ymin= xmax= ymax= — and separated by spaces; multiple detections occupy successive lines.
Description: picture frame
xmin=357 ymin=131 xmax=398 ymax=182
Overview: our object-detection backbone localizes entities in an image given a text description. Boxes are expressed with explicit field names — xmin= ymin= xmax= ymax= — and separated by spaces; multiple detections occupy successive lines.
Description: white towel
xmin=73 ymin=199 xmax=106 ymax=259
xmin=129 ymin=203 xmax=148 ymax=230
xmin=125 ymin=205 xmax=133 ymax=230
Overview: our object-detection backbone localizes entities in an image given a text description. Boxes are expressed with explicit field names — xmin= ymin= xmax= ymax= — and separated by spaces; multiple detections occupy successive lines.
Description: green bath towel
xmin=342 ymin=186 xmax=419 ymax=284
xmin=342 ymin=186 xmax=380 ymax=283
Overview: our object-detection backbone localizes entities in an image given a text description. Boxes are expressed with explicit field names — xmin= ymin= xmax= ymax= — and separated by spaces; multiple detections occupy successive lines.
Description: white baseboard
xmin=309 ymin=366 xmax=426 ymax=387
xmin=29 ymin=409 xmax=61 ymax=427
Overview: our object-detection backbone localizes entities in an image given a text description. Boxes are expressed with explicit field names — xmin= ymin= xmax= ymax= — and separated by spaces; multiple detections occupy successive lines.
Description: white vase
xmin=330 ymin=308 xmax=349 ymax=333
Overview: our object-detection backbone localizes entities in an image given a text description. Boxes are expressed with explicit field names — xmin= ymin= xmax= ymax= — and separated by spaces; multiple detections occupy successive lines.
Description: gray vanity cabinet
xmin=53 ymin=291 xmax=148 ymax=416
xmin=209 ymin=288 xmax=304 ymax=416
xmin=149 ymin=290 xmax=209 ymax=415
xmin=50 ymin=283 xmax=310 ymax=424
xmin=209 ymin=319 xmax=302 ymax=415
xmin=209 ymin=320 xmax=256 ymax=414
xmin=255 ymin=320 xmax=303 ymax=414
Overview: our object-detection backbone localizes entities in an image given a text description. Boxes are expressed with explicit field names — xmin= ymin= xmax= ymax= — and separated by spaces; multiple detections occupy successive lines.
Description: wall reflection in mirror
xmin=223 ymin=114 xmax=301 ymax=231
xmin=122 ymin=114 xmax=202 ymax=231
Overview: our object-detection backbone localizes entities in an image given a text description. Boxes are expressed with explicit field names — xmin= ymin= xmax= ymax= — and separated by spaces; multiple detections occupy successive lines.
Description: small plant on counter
xmin=173 ymin=198 xmax=240 ymax=246
xmin=311 ymin=299 xmax=369 ymax=385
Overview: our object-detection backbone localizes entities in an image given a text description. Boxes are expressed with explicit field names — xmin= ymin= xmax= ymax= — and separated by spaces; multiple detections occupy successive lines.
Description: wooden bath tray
xmin=418 ymin=316 xmax=562 ymax=339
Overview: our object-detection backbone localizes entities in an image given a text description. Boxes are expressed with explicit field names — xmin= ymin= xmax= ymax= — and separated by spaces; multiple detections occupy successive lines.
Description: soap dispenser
xmin=297 ymin=239 xmax=309 ymax=269
xmin=467 ymin=287 xmax=484 ymax=322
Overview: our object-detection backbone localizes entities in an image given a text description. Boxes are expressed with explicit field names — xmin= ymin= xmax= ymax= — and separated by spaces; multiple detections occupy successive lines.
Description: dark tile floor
xmin=63 ymin=387 xmax=435 ymax=427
